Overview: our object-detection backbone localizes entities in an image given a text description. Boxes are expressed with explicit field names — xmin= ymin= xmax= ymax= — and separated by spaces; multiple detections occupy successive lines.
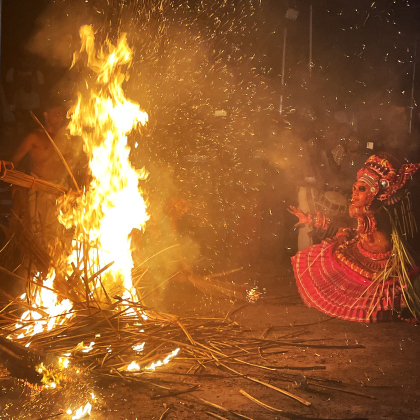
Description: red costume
xmin=291 ymin=154 xmax=420 ymax=322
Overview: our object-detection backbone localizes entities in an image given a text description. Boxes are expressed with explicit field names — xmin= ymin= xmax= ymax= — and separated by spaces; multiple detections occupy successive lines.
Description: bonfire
xmin=0 ymin=24 xmax=317 ymax=419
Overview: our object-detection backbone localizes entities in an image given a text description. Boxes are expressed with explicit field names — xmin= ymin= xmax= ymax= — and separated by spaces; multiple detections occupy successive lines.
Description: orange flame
xmin=14 ymin=25 xmax=149 ymax=340
xmin=60 ymin=25 xmax=149 ymax=300
xmin=9 ymin=27 xmax=180 ymax=405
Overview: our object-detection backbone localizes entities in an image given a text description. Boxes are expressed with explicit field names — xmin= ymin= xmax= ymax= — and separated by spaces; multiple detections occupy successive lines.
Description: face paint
xmin=351 ymin=180 xmax=375 ymax=207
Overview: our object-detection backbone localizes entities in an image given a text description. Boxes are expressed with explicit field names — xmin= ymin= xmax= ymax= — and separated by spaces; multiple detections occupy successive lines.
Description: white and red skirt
xmin=292 ymin=240 xmax=404 ymax=322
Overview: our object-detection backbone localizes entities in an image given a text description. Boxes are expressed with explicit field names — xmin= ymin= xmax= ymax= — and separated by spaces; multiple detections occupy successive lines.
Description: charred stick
xmin=151 ymin=384 xmax=199 ymax=399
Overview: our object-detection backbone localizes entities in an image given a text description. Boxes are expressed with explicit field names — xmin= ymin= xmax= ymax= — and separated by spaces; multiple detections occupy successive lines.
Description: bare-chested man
xmin=12 ymin=103 xmax=68 ymax=250
xmin=12 ymin=104 xmax=67 ymax=182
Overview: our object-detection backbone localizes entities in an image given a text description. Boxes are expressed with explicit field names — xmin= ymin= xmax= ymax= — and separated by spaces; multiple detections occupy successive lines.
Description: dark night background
xmin=3 ymin=0 xmax=420 ymax=110
xmin=1 ymin=0 xmax=420 ymax=277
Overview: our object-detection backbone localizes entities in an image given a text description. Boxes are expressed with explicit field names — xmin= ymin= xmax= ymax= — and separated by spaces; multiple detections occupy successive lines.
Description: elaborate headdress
xmin=357 ymin=154 xmax=420 ymax=205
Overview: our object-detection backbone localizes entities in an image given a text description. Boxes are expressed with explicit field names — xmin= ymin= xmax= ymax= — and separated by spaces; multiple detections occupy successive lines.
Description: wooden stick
xmin=205 ymin=412 xmax=230 ymax=420
xmin=195 ymin=397 xmax=254 ymax=420
xmin=309 ymin=382 xmax=376 ymax=399
xmin=220 ymin=363 xmax=311 ymax=407
xmin=158 ymin=407 xmax=170 ymax=420
xmin=151 ymin=384 xmax=199 ymax=400
xmin=239 ymin=389 xmax=283 ymax=413
xmin=246 ymin=376 xmax=311 ymax=406
xmin=34 ymin=412 xmax=64 ymax=420
xmin=30 ymin=111 xmax=80 ymax=192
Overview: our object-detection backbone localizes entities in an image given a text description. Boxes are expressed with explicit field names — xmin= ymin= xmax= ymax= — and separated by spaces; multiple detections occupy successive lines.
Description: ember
xmin=246 ymin=286 xmax=263 ymax=303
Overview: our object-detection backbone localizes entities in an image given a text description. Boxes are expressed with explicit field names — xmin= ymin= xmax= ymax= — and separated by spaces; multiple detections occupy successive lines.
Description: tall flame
xmin=60 ymin=25 xmax=149 ymax=298
xmin=7 ymin=29 xmax=180 ymax=412
xmin=12 ymin=26 xmax=149 ymax=340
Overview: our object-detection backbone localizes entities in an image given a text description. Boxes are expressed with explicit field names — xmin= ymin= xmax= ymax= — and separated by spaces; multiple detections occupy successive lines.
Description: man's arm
xmin=12 ymin=133 xmax=37 ymax=169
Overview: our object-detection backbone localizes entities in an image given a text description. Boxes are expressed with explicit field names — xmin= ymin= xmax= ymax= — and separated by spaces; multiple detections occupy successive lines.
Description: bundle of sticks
xmin=0 ymin=161 xmax=68 ymax=196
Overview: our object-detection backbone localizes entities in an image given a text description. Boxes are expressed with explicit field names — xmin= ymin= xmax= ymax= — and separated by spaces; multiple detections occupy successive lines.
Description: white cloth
xmin=297 ymin=186 xmax=317 ymax=251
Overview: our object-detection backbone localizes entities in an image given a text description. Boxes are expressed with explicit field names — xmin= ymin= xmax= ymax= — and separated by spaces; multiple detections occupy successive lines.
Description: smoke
xmin=27 ymin=2 xmax=102 ymax=68
xmin=33 ymin=1 xmax=276 ymax=269
xmin=20 ymin=2 xmax=279 ymax=307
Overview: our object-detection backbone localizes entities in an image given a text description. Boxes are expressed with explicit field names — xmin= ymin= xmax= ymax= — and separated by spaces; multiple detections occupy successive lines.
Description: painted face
xmin=351 ymin=180 xmax=375 ymax=207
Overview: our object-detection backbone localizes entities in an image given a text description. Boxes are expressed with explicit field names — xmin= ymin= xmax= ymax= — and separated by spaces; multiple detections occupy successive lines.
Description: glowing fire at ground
xmin=124 ymin=348 xmax=180 ymax=372
xmin=15 ymin=272 xmax=73 ymax=340
xmin=67 ymin=400 xmax=93 ymax=420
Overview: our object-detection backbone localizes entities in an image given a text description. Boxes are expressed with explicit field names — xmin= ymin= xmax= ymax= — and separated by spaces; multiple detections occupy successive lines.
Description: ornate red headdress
xmin=357 ymin=154 xmax=420 ymax=204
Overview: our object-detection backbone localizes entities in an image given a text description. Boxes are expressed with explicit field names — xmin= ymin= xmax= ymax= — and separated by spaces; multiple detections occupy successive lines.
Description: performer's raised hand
xmin=288 ymin=206 xmax=310 ymax=227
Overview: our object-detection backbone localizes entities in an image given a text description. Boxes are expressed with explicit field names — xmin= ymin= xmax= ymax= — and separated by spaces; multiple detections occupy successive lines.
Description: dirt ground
xmin=1 ymin=259 xmax=419 ymax=420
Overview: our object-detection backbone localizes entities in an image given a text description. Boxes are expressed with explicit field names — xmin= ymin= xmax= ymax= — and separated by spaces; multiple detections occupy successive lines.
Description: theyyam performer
xmin=289 ymin=153 xmax=420 ymax=322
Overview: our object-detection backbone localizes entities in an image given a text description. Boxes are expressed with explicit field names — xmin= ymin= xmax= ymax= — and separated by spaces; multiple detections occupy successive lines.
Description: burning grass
xmin=0 ymin=284 xmax=298 ymax=417
xmin=1 ymin=275 xmax=373 ymax=419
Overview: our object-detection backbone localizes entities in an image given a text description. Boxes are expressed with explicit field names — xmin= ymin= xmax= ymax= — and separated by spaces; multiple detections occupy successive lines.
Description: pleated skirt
xmin=292 ymin=240 xmax=402 ymax=322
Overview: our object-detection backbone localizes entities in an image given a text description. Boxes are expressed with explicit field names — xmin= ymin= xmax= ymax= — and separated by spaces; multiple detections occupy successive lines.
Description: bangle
xmin=314 ymin=211 xmax=330 ymax=230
